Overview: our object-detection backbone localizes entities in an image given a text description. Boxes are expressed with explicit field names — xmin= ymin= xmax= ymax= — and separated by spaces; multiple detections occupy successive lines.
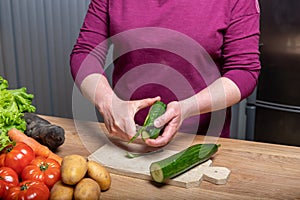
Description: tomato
xmin=0 ymin=167 xmax=19 ymax=199
xmin=21 ymin=156 xmax=61 ymax=189
xmin=0 ymin=154 xmax=5 ymax=167
xmin=0 ymin=142 xmax=35 ymax=175
xmin=6 ymin=180 xmax=49 ymax=200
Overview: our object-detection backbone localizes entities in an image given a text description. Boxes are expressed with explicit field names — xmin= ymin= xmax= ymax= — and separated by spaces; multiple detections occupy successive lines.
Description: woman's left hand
xmin=144 ymin=101 xmax=185 ymax=147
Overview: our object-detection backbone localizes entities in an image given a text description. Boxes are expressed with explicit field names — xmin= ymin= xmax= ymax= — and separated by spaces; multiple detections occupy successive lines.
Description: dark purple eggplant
xmin=23 ymin=112 xmax=65 ymax=151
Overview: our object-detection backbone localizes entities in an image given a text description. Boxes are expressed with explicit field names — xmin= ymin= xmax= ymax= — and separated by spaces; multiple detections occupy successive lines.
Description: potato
xmin=87 ymin=160 xmax=111 ymax=191
xmin=50 ymin=181 xmax=74 ymax=200
xmin=61 ymin=154 xmax=88 ymax=185
xmin=74 ymin=178 xmax=101 ymax=200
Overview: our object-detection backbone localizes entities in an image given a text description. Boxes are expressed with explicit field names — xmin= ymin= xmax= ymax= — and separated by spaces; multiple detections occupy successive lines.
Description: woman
xmin=70 ymin=0 xmax=261 ymax=147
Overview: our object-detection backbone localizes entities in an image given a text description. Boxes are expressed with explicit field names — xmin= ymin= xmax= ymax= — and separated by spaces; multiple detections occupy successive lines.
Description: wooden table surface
xmin=43 ymin=115 xmax=300 ymax=200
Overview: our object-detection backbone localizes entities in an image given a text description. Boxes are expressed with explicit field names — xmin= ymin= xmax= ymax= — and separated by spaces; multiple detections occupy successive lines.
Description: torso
xmin=105 ymin=0 xmax=234 ymax=136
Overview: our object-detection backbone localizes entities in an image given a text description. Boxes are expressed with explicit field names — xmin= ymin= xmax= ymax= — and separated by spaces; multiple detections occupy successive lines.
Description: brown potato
xmin=50 ymin=181 xmax=74 ymax=200
xmin=74 ymin=178 xmax=101 ymax=200
xmin=61 ymin=154 xmax=88 ymax=185
xmin=87 ymin=160 xmax=111 ymax=191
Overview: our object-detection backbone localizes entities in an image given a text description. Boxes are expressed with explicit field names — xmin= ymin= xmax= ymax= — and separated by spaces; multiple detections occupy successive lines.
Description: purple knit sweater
xmin=70 ymin=0 xmax=261 ymax=137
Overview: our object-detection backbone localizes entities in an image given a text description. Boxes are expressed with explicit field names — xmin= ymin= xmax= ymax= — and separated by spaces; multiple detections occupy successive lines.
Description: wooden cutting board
xmin=88 ymin=143 xmax=230 ymax=188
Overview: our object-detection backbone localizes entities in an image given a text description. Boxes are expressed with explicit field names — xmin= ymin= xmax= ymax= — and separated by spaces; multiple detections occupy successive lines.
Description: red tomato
xmin=21 ymin=156 xmax=61 ymax=189
xmin=6 ymin=180 xmax=49 ymax=200
xmin=0 ymin=167 xmax=19 ymax=199
xmin=0 ymin=154 xmax=5 ymax=167
xmin=0 ymin=142 xmax=35 ymax=175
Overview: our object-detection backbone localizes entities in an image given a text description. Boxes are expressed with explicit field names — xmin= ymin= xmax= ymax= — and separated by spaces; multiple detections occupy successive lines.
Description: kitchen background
xmin=0 ymin=0 xmax=299 ymax=146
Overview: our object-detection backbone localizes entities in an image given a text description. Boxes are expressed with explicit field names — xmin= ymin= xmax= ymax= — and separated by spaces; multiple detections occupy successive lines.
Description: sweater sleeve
xmin=70 ymin=0 xmax=109 ymax=87
xmin=222 ymin=0 xmax=261 ymax=99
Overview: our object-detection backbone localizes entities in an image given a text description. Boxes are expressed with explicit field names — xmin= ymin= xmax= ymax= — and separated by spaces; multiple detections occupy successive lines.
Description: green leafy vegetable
xmin=0 ymin=76 xmax=36 ymax=151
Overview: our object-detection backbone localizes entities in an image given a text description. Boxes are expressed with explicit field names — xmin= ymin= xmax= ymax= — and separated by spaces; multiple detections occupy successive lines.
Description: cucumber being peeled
xmin=129 ymin=101 xmax=166 ymax=143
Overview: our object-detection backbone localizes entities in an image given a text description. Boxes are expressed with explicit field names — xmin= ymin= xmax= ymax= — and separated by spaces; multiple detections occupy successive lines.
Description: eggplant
xmin=23 ymin=112 xmax=65 ymax=150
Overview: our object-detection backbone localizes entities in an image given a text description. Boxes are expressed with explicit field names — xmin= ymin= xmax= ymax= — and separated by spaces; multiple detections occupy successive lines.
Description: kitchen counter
xmin=43 ymin=115 xmax=300 ymax=200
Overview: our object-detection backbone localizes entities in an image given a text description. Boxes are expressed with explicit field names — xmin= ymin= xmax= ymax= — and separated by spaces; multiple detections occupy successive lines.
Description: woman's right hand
xmin=81 ymin=73 xmax=160 ymax=142
xmin=97 ymin=95 xmax=161 ymax=142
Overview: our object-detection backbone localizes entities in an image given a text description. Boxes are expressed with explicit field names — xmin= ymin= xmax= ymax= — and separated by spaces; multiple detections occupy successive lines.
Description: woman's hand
xmin=144 ymin=77 xmax=242 ymax=147
xmin=80 ymin=73 xmax=161 ymax=143
xmin=144 ymin=101 xmax=187 ymax=147
xmin=98 ymin=95 xmax=161 ymax=142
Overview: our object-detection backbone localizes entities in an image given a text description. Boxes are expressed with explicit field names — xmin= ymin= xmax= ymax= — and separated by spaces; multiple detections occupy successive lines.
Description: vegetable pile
xmin=0 ymin=129 xmax=62 ymax=200
xmin=51 ymin=154 xmax=111 ymax=200
xmin=0 ymin=76 xmax=36 ymax=151
xmin=0 ymin=76 xmax=109 ymax=199
xmin=0 ymin=129 xmax=111 ymax=200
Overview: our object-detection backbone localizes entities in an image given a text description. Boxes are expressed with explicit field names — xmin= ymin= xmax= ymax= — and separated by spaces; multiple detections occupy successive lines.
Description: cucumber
xmin=129 ymin=101 xmax=166 ymax=143
xmin=149 ymin=143 xmax=220 ymax=183
xmin=141 ymin=101 xmax=166 ymax=140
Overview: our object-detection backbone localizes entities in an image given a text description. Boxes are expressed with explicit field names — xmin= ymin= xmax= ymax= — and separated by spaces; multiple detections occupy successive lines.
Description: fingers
xmin=146 ymin=102 xmax=182 ymax=147
xmin=154 ymin=103 xmax=177 ymax=127
xmin=136 ymin=96 xmax=161 ymax=111
xmin=154 ymin=109 xmax=173 ymax=128
xmin=102 ymin=97 xmax=182 ymax=146
xmin=124 ymin=119 xmax=138 ymax=140
xmin=145 ymin=124 xmax=177 ymax=147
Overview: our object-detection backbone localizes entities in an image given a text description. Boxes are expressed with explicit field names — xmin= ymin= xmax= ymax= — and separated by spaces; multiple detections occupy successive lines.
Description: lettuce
xmin=0 ymin=76 xmax=36 ymax=151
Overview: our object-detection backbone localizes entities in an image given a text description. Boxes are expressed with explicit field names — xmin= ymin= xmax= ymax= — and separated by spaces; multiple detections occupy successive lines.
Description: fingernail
xmin=154 ymin=120 xmax=160 ymax=127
